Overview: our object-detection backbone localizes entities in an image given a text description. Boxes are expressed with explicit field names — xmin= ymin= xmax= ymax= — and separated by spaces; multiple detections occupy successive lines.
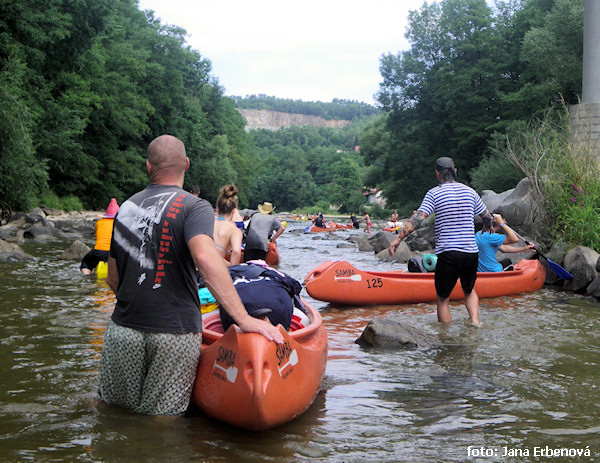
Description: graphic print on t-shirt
xmin=113 ymin=191 xmax=178 ymax=288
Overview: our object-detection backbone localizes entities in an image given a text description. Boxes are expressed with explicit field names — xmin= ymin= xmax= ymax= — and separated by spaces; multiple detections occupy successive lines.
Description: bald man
xmin=98 ymin=135 xmax=283 ymax=416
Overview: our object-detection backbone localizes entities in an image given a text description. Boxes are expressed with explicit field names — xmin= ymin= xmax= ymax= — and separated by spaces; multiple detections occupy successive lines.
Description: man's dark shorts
xmin=434 ymin=251 xmax=479 ymax=299
xmin=243 ymin=248 xmax=267 ymax=263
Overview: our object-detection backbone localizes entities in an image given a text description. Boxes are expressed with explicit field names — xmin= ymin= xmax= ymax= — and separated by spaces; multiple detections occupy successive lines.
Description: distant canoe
xmin=193 ymin=301 xmax=328 ymax=430
xmin=307 ymin=222 xmax=352 ymax=233
xmin=304 ymin=259 xmax=546 ymax=306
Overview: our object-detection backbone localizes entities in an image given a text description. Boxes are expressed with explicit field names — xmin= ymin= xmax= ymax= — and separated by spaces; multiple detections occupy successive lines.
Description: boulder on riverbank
xmin=0 ymin=208 xmax=98 ymax=244
xmin=481 ymin=177 xmax=546 ymax=238
xmin=356 ymin=316 xmax=442 ymax=349
xmin=61 ymin=240 xmax=91 ymax=261
xmin=563 ymin=246 xmax=600 ymax=293
xmin=0 ymin=238 xmax=34 ymax=262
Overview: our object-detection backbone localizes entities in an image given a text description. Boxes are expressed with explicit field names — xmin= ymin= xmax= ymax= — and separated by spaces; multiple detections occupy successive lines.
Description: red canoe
xmin=304 ymin=259 xmax=546 ymax=306
xmin=193 ymin=301 xmax=328 ymax=430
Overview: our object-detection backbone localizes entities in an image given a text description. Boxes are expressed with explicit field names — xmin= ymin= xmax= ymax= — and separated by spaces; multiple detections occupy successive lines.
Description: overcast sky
xmin=136 ymin=0 xmax=429 ymax=104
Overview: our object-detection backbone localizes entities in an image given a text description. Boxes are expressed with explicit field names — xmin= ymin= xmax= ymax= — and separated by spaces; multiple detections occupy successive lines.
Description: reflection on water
xmin=1 ymin=225 xmax=600 ymax=462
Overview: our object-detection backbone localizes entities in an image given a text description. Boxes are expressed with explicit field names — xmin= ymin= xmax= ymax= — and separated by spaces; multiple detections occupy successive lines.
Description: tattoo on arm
xmin=398 ymin=211 xmax=427 ymax=240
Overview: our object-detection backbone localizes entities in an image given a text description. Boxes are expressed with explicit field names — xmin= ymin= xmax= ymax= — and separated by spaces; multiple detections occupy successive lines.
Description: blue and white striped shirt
xmin=418 ymin=182 xmax=487 ymax=254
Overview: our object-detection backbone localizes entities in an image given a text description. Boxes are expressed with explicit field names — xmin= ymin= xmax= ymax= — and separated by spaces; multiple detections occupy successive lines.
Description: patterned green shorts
xmin=98 ymin=320 xmax=202 ymax=415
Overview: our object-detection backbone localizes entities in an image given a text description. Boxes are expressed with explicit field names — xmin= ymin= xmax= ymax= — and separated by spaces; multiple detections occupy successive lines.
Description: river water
xmin=1 ymin=222 xmax=599 ymax=462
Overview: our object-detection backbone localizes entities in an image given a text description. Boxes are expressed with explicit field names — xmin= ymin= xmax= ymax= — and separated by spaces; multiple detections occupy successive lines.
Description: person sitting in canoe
xmin=387 ymin=210 xmax=401 ymax=229
xmin=475 ymin=213 xmax=535 ymax=272
xmin=313 ymin=212 xmax=325 ymax=228
xmin=388 ymin=156 xmax=493 ymax=326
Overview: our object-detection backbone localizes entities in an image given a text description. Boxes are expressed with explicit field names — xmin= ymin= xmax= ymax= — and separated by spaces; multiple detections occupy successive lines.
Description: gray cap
xmin=435 ymin=157 xmax=455 ymax=171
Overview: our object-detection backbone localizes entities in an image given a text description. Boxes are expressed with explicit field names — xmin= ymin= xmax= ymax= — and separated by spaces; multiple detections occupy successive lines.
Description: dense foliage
xmin=362 ymin=0 xmax=583 ymax=215
xmin=233 ymin=95 xmax=380 ymax=121
xmin=496 ymin=106 xmax=600 ymax=249
xmin=0 ymin=0 xmax=586 ymax=224
xmin=245 ymin=123 xmax=370 ymax=213
xmin=0 ymin=0 xmax=249 ymax=210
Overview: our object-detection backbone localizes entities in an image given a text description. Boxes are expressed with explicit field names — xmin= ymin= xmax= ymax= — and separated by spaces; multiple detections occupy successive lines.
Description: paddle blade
xmin=546 ymin=258 xmax=573 ymax=280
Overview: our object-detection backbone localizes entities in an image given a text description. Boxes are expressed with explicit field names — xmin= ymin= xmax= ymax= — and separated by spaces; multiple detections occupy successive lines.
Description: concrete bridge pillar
xmin=570 ymin=0 xmax=600 ymax=152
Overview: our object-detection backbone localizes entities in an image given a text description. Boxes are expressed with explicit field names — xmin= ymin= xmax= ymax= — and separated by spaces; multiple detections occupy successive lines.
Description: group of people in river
xmin=84 ymin=134 xmax=533 ymax=418
xmin=312 ymin=211 xmax=371 ymax=233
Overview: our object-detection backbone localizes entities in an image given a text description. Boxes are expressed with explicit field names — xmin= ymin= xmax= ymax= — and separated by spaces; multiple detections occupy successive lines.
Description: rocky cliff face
xmin=237 ymin=109 xmax=351 ymax=131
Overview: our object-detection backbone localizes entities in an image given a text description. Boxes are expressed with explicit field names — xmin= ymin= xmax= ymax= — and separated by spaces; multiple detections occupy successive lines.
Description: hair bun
xmin=225 ymin=184 xmax=238 ymax=198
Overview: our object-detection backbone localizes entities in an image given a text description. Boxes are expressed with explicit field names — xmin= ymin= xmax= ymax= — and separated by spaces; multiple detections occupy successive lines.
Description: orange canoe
xmin=330 ymin=222 xmax=353 ymax=230
xmin=264 ymin=241 xmax=280 ymax=266
xmin=308 ymin=225 xmax=337 ymax=232
xmin=307 ymin=222 xmax=351 ymax=232
xmin=230 ymin=241 xmax=280 ymax=266
xmin=304 ymin=259 xmax=546 ymax=306
xmin=193 ymin=301 xmax=328 ymax=430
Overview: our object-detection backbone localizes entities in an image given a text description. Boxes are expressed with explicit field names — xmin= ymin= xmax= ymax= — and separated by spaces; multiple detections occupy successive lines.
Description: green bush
xmin=495 ymin=106 xmax=600 ymax=250
xmin=295 ymin=200 xmax=335 ymax=216
xmin=40 ymin=192 xmax=83 ymax=212
xmin=61 ymin=195 xmax=83 ymax=212
xmin=469 ymin=151 xmax=524 ymax=194
xmin=40 ymin=192 xmax=62 ymax=210
xmin=554 ymin=182 xmax=600 ymax=250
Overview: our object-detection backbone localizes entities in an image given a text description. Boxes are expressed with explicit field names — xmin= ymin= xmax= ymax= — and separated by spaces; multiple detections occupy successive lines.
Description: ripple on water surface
xmin=1 ymin=229 xmax=600 ymax=461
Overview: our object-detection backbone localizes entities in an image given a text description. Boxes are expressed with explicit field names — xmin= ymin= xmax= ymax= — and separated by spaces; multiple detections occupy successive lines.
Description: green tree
xmin=330 ymin=159 xmax=363 ymax=213
xmin=370 ymin=0 xmax=583 ymax=214
xmin=499 ymin=0 xmax=583 ymax=120
xmin=0 ymin=57 xmax=48 ymax=211
xmin=188 ymin=135 xmax=238 ymax=206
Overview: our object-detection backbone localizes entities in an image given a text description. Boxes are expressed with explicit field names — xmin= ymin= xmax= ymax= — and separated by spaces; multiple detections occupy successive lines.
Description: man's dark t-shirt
xmin=110 ymin=184 xmax=214 ymax=334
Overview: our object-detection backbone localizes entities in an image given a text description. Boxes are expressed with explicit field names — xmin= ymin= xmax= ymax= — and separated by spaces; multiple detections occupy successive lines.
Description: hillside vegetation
xmin=0 ymin=0 xmax=590 ymax=245
xmin=233 ymin=95 xmax=380 ymax=121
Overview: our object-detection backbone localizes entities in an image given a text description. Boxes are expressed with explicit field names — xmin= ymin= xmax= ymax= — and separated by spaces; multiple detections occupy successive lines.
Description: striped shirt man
xmin=418 ymin=182 xmax=487 ymax=254
xmin=388 ymin=156 xmax=492 ymax=325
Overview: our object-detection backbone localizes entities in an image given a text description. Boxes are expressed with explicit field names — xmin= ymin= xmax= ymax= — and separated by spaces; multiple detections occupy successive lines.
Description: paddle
xmin=278 ymin=349 xmax=298 ymax=374
xmin=334 ymin=274 xmax=362 ymax=282
xmin=513 ymin=230 xmax=573 ymax=280
xmin=214 ymin=361 xmax=239 ymax=383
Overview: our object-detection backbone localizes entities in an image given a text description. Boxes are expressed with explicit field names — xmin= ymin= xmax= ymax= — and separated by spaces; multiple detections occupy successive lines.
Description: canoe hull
xmin=233 ymin=241 xmax=280 ymax=266
xmin=309 ymin=225 xmax=337 ymax=232
xmin=304 ymin=259 xmax=546 ymax=306
xmin=265 ymin=241 xmax=280 ymax=266
xmin=308 ymin=222 xmax=352 ymax=232
xmin=193 ymin=301 xmax=327 ymax=430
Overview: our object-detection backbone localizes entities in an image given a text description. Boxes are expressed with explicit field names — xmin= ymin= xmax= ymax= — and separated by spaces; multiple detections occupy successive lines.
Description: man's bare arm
xmin=480 ymin=209 xmax=492 ymax=233
xmin=388 ymin=210 xmax=428 ymax=255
